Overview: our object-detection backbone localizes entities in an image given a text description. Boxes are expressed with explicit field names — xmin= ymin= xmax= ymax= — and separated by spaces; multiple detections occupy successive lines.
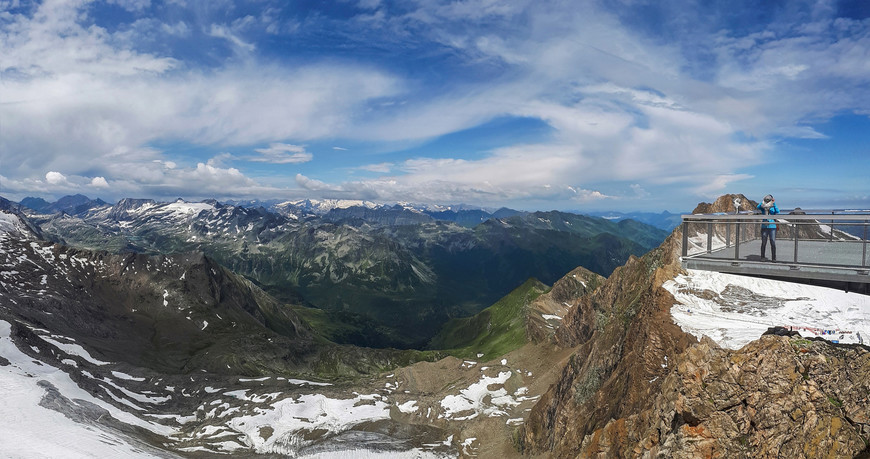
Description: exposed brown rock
xmin=577 ymin=336 xmax=870 ymax=458
xmin=526 ymin=267 xmax=604 ymax=344
xmin=521 ymin=229 xmax=696 ymax=457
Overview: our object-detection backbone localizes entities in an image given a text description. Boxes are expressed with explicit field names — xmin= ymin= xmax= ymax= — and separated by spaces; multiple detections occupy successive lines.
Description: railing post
xmin=707 ymin=222 xmax=713 ymax=254
xmin=682 ymin=221 xmax=688 ymax=258
xmin=734 ymin=221 xmax=740 ymax=260
xmin=726 ymin=222 xmax=731 ymax=249
xmin=794 ymin=222 xmax=799 ymax=264
xmin=830 ymin=211 xmax=835 ymax=243
xmin=863 ymin=222 xmax=868 ymax=268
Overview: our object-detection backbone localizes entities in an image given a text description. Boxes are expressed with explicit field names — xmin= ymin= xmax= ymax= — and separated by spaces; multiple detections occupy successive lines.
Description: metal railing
xmin=681 ymin=210 xmax=869 ymax=271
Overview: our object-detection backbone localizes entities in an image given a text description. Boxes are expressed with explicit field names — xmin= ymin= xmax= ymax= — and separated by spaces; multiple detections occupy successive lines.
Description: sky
xmin=1 ymin=0 xmax=869 ymax=212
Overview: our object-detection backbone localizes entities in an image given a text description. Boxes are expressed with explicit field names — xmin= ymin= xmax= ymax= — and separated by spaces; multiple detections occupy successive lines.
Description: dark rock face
xmin=107 ymin=198 xmax=157 ymax=220
xmin=0 ymin=232 xmax=316 ymax=375
xmin=0 ymin=221 xmax=428 ymax=378
xmin=323 ymin=204 xmax=435 ymax=226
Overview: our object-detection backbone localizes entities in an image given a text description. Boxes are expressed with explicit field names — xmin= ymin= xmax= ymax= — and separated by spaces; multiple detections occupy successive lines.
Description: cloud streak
xmin=250 ymin=143 xmax=313 ymax=164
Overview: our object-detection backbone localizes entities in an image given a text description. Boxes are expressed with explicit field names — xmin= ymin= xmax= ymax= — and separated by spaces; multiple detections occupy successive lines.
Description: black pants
xmin=761 ymin=227 xmax=776 ymax=260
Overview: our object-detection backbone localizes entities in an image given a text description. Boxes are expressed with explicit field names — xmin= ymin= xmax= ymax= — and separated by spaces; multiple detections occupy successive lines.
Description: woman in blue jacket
xmin=757 ymin=194 xmax=779 ymax=261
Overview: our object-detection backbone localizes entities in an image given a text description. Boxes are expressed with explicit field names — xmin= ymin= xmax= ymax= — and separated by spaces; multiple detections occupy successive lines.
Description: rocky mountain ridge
xmin=11 ymin=194 xmax=668 ymax=349
xmin=0 ymin=206 xmax=594 ymax=456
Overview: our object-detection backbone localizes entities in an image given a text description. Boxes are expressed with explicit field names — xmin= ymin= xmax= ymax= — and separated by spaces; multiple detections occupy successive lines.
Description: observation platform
xmin=680 ymin=210 xmax=870 ymax=292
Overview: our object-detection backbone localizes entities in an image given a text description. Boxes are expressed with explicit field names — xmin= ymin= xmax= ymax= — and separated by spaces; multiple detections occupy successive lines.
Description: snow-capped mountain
xmin=273 ymin=198 xmax=380 ymax=217
xmin=0 ymin=207 xmax=576 ymax=456
xmin=0 ymin=211 xmax=33 ymax=238
xmin=15 ymin=195 xmax=669 ymax=349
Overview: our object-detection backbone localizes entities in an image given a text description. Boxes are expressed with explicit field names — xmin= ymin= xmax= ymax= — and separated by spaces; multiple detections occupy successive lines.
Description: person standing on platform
xmin=757 ymin=194 xmax=779 ymax=261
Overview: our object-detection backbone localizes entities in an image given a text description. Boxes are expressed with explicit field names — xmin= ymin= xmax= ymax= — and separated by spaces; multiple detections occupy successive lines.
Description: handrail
xmin=681 ymin=213 xmax=869 ymax=271
xmin=682 ymin=213 xmax=870 ymax=222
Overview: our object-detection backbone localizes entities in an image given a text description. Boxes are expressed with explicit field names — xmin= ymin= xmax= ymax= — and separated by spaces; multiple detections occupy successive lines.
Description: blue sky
xmin=1 ymin=0 xmax=868 ymax=212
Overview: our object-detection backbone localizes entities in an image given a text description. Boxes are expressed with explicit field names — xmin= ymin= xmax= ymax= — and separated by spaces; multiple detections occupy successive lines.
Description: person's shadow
xmin=745 ymin=255 xmax=768 ymax=262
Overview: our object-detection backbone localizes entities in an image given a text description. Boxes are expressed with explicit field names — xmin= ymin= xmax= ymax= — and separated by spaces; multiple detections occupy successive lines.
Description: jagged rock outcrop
xmin=107 ymin=197 xmax=157 ymax=220
xmin=521 ymin=230 xmax=696 ymax=456
xmin=526 ymin=266 xmax=604 ymax=344
xmin=575 ymin=335 xmax=870 ymax=458
xmin=690 ymin=193 xmax=756 ymax=215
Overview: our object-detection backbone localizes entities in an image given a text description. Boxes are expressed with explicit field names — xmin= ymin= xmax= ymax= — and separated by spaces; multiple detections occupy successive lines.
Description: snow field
xmin=226 ymin=392 xmax=392 ymax=455
xmin=665 ymin=269 xmax=870 ymax=349
xmin=0 ymin=320 xmax=176 ymax=458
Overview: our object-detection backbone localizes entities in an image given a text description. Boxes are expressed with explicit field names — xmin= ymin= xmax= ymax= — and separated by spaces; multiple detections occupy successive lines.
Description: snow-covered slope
xmin=0 ymin=321 xmax=176 ymax=458
xmin=665 ymin=269 xmax=870 ymax=349
xmin=0 ymin=211 xmax=36 ymax=239
xmin=274 ymin=198 xmax=380 ymax=216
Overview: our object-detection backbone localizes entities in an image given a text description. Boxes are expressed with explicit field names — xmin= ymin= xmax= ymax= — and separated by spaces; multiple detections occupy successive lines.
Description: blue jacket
xmin=757 ymin=202 xmax=779 ymax=229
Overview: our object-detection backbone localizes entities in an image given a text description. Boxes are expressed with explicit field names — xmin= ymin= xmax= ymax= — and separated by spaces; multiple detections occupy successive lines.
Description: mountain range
xmin=1 ymin=193 xmax=867 ymax=457
xmin=12 ymin=195 xmax=669 ymax=349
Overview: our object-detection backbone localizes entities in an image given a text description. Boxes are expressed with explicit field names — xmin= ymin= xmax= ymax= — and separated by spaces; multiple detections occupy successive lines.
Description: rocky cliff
xmin=578 ymin=333 xmax=870 ymax=458
xmin=521 ymin=195 xmax=870 ymax=458
xmin=521 ymin=230 xmax=695 ymax=457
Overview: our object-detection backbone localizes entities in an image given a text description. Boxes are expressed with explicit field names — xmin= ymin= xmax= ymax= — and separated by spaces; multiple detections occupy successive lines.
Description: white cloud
xmin=152 ymin=159 xmax=178 ymax=169
xmin=693 ymin=174 xmax=755 ymax=197
xmin=568 ymin=187 xmax=610 ymax=202
xmin=45 ymin=171 xmax=68 ymax=185
xmin=251 ymin=143 xmax=313 ymax=164
xmin=106 ymin=0 xmax=151 ymax=12
xmin=208 ymin=23 xmax=256 ymax=52
xmin=161 ymin=21 xmax=191 ymax=37
xmin=630 ymin=184 xmax=649 ymax=198
xmin=357 ymin=0 xmax=381 ymax=10
xmin=296 ymin=174 xmax=342 ymax=192
xmin=90 ymin=176 xmax=109 ymax=188
xmin=0 ymin=2 xmax=401 ymax=195
xmin=771 ymin=125 xmax=828 ymax=139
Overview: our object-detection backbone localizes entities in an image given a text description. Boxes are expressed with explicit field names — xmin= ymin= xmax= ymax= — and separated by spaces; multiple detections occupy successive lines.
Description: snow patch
xmin=665 ymin=269 xmax=870 ymax=349
xmin=40 ymin=336 xmax=110 ymax=366
xmin=112 ymin=371 xmax=146 ymax=382
xmin=226 ymin=393 xmax=391 ymax=455
xmin=439 ymin=371 xmax=517 ymax=421
xmin=397 ymin=400 xmax=419 ymax=413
